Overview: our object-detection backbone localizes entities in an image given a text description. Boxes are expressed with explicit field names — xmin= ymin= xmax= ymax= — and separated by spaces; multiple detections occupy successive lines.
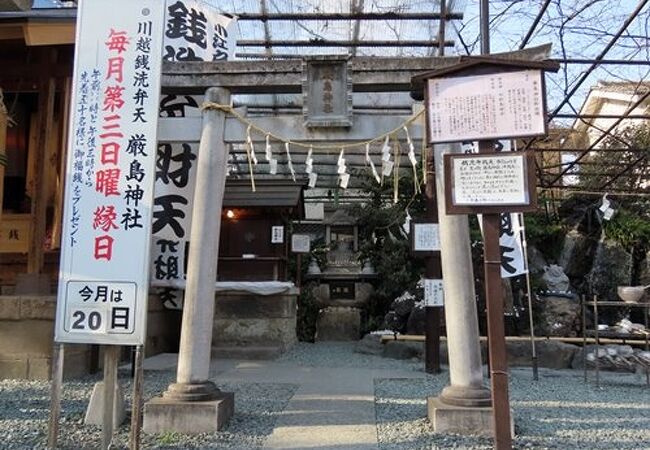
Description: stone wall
xmin=212 ymin=288 xmax=298 ymax=359
xmin=0 ymin=294 xmax=180 ymax=380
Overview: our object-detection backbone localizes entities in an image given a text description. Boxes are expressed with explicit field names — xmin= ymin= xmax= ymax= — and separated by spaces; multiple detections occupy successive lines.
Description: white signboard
xmin=452 ymin=154 xmax=529 ymax=206
xmin=163 ymin=0 xmax=235 ymax=62
xmin=291 ymin=234 xmax=311 ymax=254
xmin=55 ymin=0 xmax=165 ymax=345
xmin=271 ymin=226 xmax=284 ymax=244
xmin=413 ymin=223 xmax=441 ymax=252
xmin=424 ymin=279 xmax=444 ymax=307
xmin=427 ymin=70 xmax=545 ymax=143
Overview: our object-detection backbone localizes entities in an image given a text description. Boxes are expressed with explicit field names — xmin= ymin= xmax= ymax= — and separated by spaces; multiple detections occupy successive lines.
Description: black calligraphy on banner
xmin=159 ymin=94 xmax=199 ymax=118
xmin=152 ymin=194 xmax=188 ymax=238
xmin=157 ymin=143 xmax=196 ymax=188
xmin=163 ymin=0 xmax=233 ymax=62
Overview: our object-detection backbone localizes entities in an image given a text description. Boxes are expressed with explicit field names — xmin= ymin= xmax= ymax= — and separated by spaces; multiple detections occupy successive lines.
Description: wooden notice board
xmin=444 ymin=152 xmax=537 ymax=215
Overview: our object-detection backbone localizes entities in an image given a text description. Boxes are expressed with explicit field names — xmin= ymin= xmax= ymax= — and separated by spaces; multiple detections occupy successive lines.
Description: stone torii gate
xmin=143 ymin=49 xmax=546 ymax=433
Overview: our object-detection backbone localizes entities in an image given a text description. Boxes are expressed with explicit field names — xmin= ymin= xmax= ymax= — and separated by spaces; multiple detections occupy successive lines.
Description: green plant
xmin=157 ymin=431 xmax=182 ymax=445
xmin=296 ymin=282 xmax=319 ymax=342
xmin=349 ymin=170 xmax=425 ymax=329
xmin=524 ymin=213 xmax=566 ymax=262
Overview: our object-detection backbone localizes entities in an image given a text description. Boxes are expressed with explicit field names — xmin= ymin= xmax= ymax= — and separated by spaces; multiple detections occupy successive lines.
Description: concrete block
xmin=143 ymin=392 xmax=234 ymax=434
xmin=427 ymin=396 xmax=514 ymax=437
xmin=19 ymin=296 xmax=56 ymax=320
xmin=315 ymin=307 xmax=361 ymax=341
xmin=0 ymin=358 xmax=28 ymax=379
xmin=215 ymin=293 xmax=296 ymax=319
xmin=84 ymin=381 xmax=127 ymax=426
xmin=27 ymin=357 xmax=52 ymax=380
xmin=14 ymin=273 xmax=52 ymax=295
xmin=0 ymin=297 xmax=20 ymax=320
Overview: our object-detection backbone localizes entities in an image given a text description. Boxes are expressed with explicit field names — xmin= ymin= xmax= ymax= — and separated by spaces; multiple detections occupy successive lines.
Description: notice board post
xmin=49 ymin=1 xmax=166 ymax=447
xmin=415 ymin=50 xmax=559 ymax=449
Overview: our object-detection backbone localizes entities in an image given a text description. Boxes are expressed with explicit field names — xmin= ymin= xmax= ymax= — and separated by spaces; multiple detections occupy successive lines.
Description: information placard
xmin=271 ymin=226 xmax=284 ymax=244
xmin=411 ymin=223 xmax=441 ymax=253
xmin=444 ymin=152 xmax=537 ymax=215
xmin=291 ymin=234 xmax=311 ymax=253
xmin=55 ymin=0 xmax=165 ymax=345
xmin=424 ymin=279 xmax=444 ymax=307
xmin=427 ymin=70 xmax=546 ymax=143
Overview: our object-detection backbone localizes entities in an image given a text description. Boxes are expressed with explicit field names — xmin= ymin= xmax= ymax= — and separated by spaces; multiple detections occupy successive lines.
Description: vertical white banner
xmin=55 ymin=0 xmax=166 ymax=345
xmin=163 ymin=0 xmax=236 ymax=62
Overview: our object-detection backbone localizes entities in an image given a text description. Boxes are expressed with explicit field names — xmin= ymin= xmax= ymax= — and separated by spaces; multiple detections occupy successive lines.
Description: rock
xmin=406 ymin=303 xmax=426 ymax=335
xmin=391 ymin=292 xmax=417 ymax=317
xmin=559 ymin=228 xmax=598 ymax=280
xmin=507 ymin=340 xmax=579 ymax=369
xmin=383 ymin=340 xmax=423 ymax=360
xmin=354 ymin=333 xmax=384 ymax=356
xmin=315 ymin=307 xmax=361 ymax=341
xmin=527 ymin=246 xmax=547 ymax=277
xmin=542 ymin=265 xmax=570 ymax=292
xmin=534 ymin=294 xmax=581 ymax=336
xmin=588 ymin=239 xmax=632 ymax=300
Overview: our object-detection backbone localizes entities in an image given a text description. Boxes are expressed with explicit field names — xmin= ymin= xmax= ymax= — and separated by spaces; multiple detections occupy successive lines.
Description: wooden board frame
xmin=444 ymin=151 xmax=538 ymax=215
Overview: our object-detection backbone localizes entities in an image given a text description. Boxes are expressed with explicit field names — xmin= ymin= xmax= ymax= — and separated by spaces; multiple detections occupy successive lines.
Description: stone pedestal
xmin=143 ymin=391 xmax=234 ymax=434
xmin=84 ymin=381 xmax=126 ymax=426
xmin=428 ymin=397 xmax=514 ymax=437
xmin=315 ymin=306 xmax=361 ymax=341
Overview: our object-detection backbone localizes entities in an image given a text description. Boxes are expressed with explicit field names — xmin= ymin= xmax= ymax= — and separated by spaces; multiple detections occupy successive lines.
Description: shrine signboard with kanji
xmin=55 ymin=0 xmax=165 ymax=345
xmin=302 ymin=56 xmax=353 ymax=128
xmin=426 ymin=70 xmax=546 ymax=144
xmin=444 ymin=152 xmax=537 ymax=214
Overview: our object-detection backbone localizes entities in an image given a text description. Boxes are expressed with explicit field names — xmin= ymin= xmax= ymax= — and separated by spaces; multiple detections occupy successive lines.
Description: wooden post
xmin=129 ymin=345 xmax=145 ymax=450
xmin=480 ymin=141 xmax=512 ymax=450
xmin=0 ymin=88 xmax=7 ymax=230
xmin=102 ymin=345 xmax=120 ymax=450
xmin=46 ymin=343 xmax=64 ymax=449
xmin=28 ymin=75 xmax=57 ymax=274
xmin=296 ymin=253 xmax=302 ymax=288
xmin=424 ymin=148 xmax=441 ymax=374
xmin=51 ymin=77 xmax=72 ymax=250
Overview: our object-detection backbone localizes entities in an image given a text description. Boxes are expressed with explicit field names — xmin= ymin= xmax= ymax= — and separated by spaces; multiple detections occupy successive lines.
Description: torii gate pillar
xmin=143 ymin=87 xmax=234 ymax=433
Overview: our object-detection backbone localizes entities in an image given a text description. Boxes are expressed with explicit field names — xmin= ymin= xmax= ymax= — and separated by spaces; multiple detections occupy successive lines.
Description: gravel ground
xmin=376 ymin=367 xmax=650 ymax=450
xmin=2 ymin=343 xmax=648 ymax=449
xmin=0 ymin=369 xmax=297 ymax=449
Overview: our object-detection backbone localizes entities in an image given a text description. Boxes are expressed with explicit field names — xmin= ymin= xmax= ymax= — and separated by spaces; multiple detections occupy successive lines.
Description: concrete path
xmin=141 ymin=353 xmax=426 ymax=450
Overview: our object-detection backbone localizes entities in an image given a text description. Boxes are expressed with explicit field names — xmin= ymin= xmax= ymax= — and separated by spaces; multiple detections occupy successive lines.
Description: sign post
xmin=50 ymin=0 xmax=165 ymax=448
xmin=291 ymin=234 xmax=311 ymax=288
xmin=418 ymin=48 xmax=558 ymax=449
xmin=410 ymin=219 xmax=443 ymax=373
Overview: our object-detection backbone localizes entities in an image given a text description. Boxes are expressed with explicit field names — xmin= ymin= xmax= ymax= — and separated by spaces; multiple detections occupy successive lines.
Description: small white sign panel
xmin=427 ymin=70 xmax=545 ymax=143
xmin=291 ymin=234 xmax=311 ymax=253
xmin=424 ymin=279 xmax=444 ymax=307
xmin=55 ymin=0 xmax=166 ymax=345
xmin=413 ymin=223 xmax=441 ymax=252
xmin=453 ymin=154 xmax=528 ymax=206
xmin=271 ymin=226 xmax=285 ymax=244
